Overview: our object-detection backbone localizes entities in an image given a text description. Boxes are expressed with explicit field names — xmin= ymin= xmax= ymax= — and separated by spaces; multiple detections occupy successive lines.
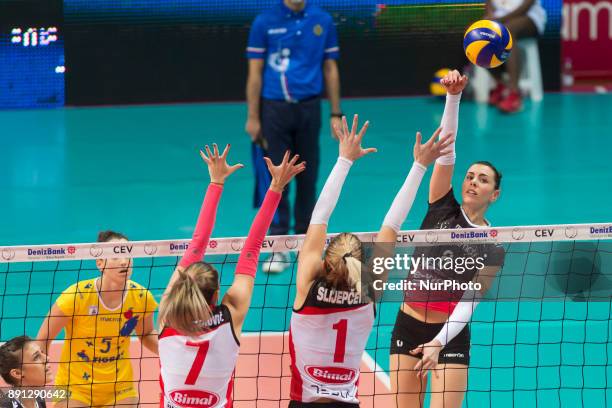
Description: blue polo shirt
xmin=246 ymin=1 xmax=339 ymax=102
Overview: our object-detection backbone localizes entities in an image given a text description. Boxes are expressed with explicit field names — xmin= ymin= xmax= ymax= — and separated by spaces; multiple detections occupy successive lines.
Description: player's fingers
xmin=200 ymin=149 xmax=211 ymax=164
xmin=228 ymin=163 xmax=244 ymax=175
xmin=415 ymin=131 xmax=422 ymax=147
xmin=221 ymin=144 xmax=231 ymax=159
xmin=342 ymin=115 xmax=350 ymax=139
xmin=213 ymin=143 xmax=220 ymax=158
xmin=205 ymin=145 xmax=214 ymax=161
xmin=350 ymin=114 xmax=359 ymax=137
xmin=282 ymin=150 xmax=290 ymax=165
xmin=357 ymin=120 xmax=370 ymax=142
xmin=362 ymin=147 xmax=377 ymax=156
xmin=263 ymin=157 xmax=273 ymax=171
xmin=289 ymin=154 xmax=300 ymax=165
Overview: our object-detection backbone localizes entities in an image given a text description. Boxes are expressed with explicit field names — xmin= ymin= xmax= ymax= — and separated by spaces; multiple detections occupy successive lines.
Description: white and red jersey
xmin=289 ymin=278 xmax=375 ymax=404
xmin=159 ymin=305 xmax=239 ymax=408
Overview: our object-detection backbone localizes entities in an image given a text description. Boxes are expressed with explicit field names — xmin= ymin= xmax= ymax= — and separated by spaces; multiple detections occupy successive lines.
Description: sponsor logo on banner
xmin=285 ymin=237 xmax=299 ymax=250
xmin=305 ymin=366 xmax=357 ymax=385
xmin=208 ymin=240 xmax=218 ymax=249
xmin=449 ymin=231 xmax=491 ymax=240
xmin=113 ymin=244 xmax=133 ymax=254
xmin=169 ymin=389 xmax=220 ymax=408
xmin=565 ymin=226 xmax=578 ymax=239
xmin=490 ymin=229 xmax=498 ymax=238
xmin=231 ymin=239 xmax=244 ymax=252
xmin=26 ymin=246 xmax=77 ymax=260
xmin=169 ymin=242 xmax=189 ymax=254
xmin=90 ymin=245 xmax=103 ymax=258
xmin=589 ymin=225 xmax=612 ymax=237
xmin=397 ymin=234 xmax=415 ymax=243
xmin=144 ymin=244 xmax=157 ymax=256
xmin=261 ymin=239 xmax=275 ymax=249
xmin=2 ymin=249 xmax=15 ymax=261
xmin=534 ymin=228 xmax=555 ymax=238
xmin=426 ymin=231 xmax=438 ymax=243
xmin=512 ymin=228 xmax=525 ymax=241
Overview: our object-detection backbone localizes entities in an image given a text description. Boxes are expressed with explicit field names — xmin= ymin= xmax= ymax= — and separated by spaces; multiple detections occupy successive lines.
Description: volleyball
xmin=463 ymin=19 xmax=513 ymax=69
xmin=430 ymin=68 xmax=450 ymax=96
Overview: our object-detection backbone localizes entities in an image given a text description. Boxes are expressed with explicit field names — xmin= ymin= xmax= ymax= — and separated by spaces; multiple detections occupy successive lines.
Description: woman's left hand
xmin=410 ymin=339 xmax=443 ymax=379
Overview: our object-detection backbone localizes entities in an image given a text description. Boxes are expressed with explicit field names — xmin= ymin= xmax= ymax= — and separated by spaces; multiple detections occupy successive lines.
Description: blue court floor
xmin=1 ymin=93 xmax=611 ymax=407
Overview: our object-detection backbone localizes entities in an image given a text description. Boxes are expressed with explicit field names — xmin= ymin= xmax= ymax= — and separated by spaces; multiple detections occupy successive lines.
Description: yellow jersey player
xmin=37 ymin=230 xmax=158 ymax=407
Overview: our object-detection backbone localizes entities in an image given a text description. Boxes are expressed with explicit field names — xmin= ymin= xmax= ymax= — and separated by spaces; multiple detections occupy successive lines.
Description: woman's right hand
xmin=200 ymin=143 xmax=244 ymax=185
xmin=264 ymin=151 xmax=306 ymax=193
xmin=333 ymin=114 xmax=377 ymax=162
xmin=413 ymin=127 xmax=455 ymax=167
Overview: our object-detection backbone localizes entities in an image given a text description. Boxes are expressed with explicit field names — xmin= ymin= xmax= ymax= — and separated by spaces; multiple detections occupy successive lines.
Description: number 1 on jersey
xmin=185 ymin=340 xmax=210 ymax=385
xmin=332 ymin=319 xmax=348 ymax=363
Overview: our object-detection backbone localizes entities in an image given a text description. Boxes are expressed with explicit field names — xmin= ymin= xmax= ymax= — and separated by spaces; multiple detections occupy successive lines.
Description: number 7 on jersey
xmin=185 ymin=340 xmax=210 ymax=385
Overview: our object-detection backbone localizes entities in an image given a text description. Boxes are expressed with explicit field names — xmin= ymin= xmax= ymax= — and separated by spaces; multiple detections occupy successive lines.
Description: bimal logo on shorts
xmin=169 ymin=390 xmax=220 ymax=408
xmin=305 ymin=366 xmax=357 ymax=385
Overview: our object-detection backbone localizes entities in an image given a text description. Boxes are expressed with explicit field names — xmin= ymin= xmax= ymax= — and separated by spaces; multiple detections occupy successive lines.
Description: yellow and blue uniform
xmin=53 ymin=278 xmax=157 ymax=406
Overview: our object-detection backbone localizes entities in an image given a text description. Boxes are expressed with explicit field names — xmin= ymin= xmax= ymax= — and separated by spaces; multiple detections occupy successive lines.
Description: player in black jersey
xmin=390 ymin=70 xmax=506 ymax=408
xmin=290 ymin=115 xmax=452 ymax=407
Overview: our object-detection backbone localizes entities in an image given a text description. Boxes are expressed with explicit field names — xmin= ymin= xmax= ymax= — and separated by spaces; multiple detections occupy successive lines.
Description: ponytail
xmin=159 ymin=263 xmax=219 ymax=335
xmin=323 ymin=233 xmax=363 ymax=294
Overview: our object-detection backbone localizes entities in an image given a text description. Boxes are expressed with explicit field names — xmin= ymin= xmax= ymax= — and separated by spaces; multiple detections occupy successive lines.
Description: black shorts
xmin=289 ymin=402 xmax=359 ymax=408
xmin=390 ymin=309 xmax=470 ymax=366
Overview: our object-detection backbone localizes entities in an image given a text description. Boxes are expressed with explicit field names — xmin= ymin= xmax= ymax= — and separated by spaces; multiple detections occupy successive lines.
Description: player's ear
xmin=9 ymin=367 xmax=23 ymax=383
xmin=96 ymin=258 xmax=105 ymax=273
xmin=489 ymin=188 xmax=500 ymax=204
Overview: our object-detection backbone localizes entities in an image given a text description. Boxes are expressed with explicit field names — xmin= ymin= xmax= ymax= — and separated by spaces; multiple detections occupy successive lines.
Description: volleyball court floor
xmin=1 ymin=93 xmax=612 ymax=406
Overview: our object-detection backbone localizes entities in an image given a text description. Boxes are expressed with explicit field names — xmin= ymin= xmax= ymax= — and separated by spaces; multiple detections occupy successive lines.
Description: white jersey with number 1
xmin=289 ymin=278 xmax=375 ymax=404
xmin=159 ymin=305 xmax=239 ymax=408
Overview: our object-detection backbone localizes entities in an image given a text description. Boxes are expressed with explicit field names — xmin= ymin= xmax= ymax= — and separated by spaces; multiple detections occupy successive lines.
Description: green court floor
xmin=1 ymin=93 xmax=611 ymax=407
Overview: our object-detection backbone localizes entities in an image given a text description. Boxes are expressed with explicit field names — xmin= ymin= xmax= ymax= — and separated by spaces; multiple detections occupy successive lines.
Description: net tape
xmin=2 ymin=222 xmax=611 ymax=263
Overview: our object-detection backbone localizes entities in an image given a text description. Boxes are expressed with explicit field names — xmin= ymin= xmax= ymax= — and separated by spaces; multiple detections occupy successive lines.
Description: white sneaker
xmin=262 ymin=252 xmax=290 ymax=273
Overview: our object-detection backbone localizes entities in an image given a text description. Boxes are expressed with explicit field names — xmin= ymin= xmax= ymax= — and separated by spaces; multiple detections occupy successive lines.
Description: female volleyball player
xmin=289 ymin=115 xmax=453 ymax=407
xmin=390 ymin=70 xmax=505 ymax=408
xmin=0 ymin=336 xmax=53 ymax=408
xmin=36 ymin=230 xmax=158 ymax=408
xmin=157 ymin=145 xmax=305 ymax=408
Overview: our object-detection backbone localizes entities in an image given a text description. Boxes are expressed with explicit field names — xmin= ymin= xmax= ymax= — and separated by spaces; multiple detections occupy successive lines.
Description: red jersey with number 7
xmin=289 ymin=278 xmax=375 ymax=404
xmin=159 ymin=305 xmax=239 ymax=408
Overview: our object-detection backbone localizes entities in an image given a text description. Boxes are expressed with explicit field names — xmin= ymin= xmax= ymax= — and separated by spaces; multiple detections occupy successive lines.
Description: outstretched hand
xmin=413 ymin=127 xmax=455 ymax=167
xmin=440 ymin=70 xmax=468 ymax=95
xmin=333 ymin=114 xmax=377 ymax=162
xmin=264 ymin=151 xmax=306 ymax=193
xmin=200 ymin=144 xmax=244 ymax=185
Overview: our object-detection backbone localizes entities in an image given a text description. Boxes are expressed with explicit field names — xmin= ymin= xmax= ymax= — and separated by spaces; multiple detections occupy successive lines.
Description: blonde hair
xmin=323 ymin=233 xmax=363 ymax=293
xmin=159 ymin=262 xmax=219 ymax=335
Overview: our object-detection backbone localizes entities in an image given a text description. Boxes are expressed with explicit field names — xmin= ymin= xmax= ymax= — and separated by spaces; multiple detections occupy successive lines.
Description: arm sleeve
xmin=382 ymin=162 xmax=427 ymax=232
xmin=310 ymin=157 xmax=353 ymax=225
xmin=246 ymin=15 xmax=267 ymax=59
xmin=433 ymin=289 xmax=480 ymax=347
xmin=178 ymin=183 xmax=223 ymax=269
xmin=435 ymin=92 xmax=461 ymax=166
xmin=324 ymin=17 xmax=340 ymax=60
xmin=235 ymin=190 xmax=282 ymax=278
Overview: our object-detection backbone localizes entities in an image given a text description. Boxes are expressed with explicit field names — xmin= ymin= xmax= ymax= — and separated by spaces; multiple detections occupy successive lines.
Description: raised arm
xmin=223 ymin=152 xmax=305 ymax=334
xmin=297 ymin=115 xmax=376 ymax=296
xmin=37 ymin=304 xmax=70 ymax=355
xmin=429 ymin=70 xmax=468 ymax=203
xmin=163 ymin=144 xmax=243 ymax=299
xmin=378 ymin=128 xmax=454 ymax=244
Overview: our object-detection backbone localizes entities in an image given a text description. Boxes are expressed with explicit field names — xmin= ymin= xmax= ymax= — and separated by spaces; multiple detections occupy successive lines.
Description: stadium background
xmin=2 ymin=1 xmax=612 ymax=407
xmin=1 ymin=0 xmax=562 ymax=108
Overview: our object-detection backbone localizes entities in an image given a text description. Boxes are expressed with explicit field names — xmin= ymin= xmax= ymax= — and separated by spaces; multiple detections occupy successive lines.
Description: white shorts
xmin=493 ymin=2 xmax=547 ymax=35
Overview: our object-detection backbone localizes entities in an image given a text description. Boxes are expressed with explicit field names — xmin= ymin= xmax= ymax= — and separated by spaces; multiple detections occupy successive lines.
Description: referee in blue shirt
xmin=245 ymin=0 xmax=342 ymax=272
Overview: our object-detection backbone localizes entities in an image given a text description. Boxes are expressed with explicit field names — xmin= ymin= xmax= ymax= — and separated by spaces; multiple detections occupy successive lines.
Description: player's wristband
xmin=330 ymin=112 xmax=344 ymax=118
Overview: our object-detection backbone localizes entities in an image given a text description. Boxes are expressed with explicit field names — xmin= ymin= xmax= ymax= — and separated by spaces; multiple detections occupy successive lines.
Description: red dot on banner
xmin=68 ymin=246 xmax=76 ymax=254
xmin=490 ymin=230 xmax=498 ymax=237
xmin=209 ymin=240 xmax=218 ymax=249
